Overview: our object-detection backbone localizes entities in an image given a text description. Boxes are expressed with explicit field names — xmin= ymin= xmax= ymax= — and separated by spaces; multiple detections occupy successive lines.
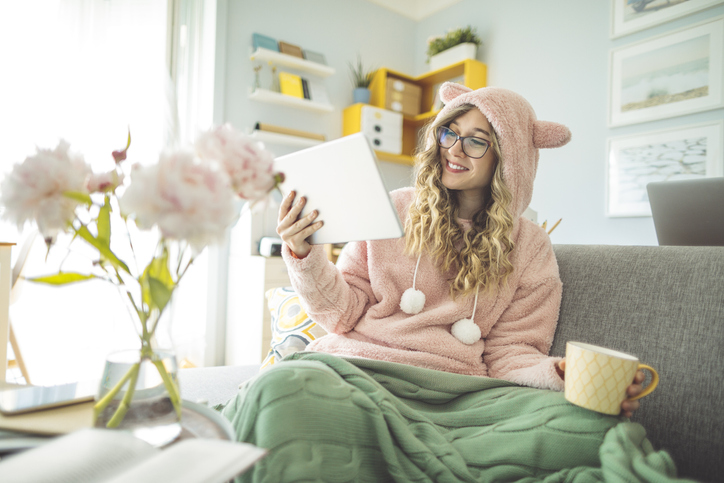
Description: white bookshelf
xmin=250 ymin=47 xmax=335 ymax=78
xmin=248 ymin=88 xmax=334 ymax=113
xmin=251 ymin=130 xmax=323 ymax=148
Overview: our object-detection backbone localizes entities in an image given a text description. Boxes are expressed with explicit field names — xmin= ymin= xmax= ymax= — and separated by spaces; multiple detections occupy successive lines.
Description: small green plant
xmin=426 ymin=26 xmax=482 ymax=62
xmin=348 ymin=54 xmax=375 ymax=88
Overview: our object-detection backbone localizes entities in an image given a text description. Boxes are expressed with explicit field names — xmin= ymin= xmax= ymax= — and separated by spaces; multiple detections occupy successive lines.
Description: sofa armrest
xmin=179 ymin=365 xmax=260 ymax=408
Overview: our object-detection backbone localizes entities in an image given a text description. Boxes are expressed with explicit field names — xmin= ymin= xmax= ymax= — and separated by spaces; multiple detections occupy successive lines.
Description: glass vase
xmin=94 ymin=348 xmax=182 ymax=447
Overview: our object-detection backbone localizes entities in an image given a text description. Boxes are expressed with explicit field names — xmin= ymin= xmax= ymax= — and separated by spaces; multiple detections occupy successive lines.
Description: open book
xmin=0 ymin=428 xmax=266 ymax=483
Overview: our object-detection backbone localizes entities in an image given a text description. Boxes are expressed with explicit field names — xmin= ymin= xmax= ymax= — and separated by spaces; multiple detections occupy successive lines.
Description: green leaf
xmin=140 ymin=249 xmax=175 ymax=311
xmin=97 ymin=196 xmax=111 ymax=246
xmin=76 ymin=225 xmax=130 ymax=275
xmin=145 ymin=251 xmax=174 ymax=287
xmin=147 ymin=277 xmax=173 ymax=312
xmin=63 ymin=191 xmax=93 ymax=206
xmin=29 ymin=272 xmax=98 ymax=285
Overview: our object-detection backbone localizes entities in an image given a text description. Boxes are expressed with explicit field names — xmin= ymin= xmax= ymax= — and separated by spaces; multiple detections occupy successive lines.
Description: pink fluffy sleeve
xmin=281 ymin=242 xmax=376 ymax=335
xmin=483 ymin=234 xmax=565 ymax=391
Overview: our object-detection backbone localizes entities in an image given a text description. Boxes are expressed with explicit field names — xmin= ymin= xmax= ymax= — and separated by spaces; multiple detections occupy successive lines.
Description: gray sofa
xmin=180 ymin=244 xmax=724 ymax=483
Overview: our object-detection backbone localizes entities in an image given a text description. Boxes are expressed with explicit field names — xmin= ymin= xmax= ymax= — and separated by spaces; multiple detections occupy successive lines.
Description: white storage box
xmin=367 ymin=133 xmax=402 ymax=155
xmin=360 ymin=106 xmax=402 ymax=155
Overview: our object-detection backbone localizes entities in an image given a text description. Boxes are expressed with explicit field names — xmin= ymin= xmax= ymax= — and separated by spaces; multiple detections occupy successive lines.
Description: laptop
xmin=273 ymin=133 xmax=404 ymax=245
xmin=647 ymin=178 xmax=724 ymax=246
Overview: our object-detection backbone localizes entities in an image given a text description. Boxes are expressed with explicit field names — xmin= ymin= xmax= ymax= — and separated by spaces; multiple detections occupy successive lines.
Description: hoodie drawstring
xmin=399 ymin=254 xmax=425 ymax=315
xmin=400 ymin=254 xmax=482 ymax=345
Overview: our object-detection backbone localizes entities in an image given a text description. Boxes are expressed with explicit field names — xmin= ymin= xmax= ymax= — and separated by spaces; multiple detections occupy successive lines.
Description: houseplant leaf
xmin=76 ymin=225 xmax=130 ymax=275
xmin=63 ymin=191 xmax=93 ymax=206
xmin=140 ymin=248 xmax=174 ymax=312
xmin=29 ymin=272 xmax=98 ymax=285
xmin=97 ymin=196 xmax=112 ymax=246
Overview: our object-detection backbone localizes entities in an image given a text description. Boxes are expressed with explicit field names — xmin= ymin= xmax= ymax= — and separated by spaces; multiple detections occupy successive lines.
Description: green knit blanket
xmin=218 ymin=352 xmax=691 ymax=482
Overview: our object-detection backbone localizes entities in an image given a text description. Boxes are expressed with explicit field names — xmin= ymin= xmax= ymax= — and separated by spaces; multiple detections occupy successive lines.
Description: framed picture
xmin=611 ymin=0 xmax=724 ymax=38
xmin=609 ymin=16 xmax=724 ymax=127
xmin=606 ymin=120 xmax=724 ymax=217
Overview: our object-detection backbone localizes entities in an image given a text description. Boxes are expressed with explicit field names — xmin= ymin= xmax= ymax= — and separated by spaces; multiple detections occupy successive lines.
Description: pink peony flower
xmin=88 ymin=170 xmax=124 ymax=193
xmin=118 ymin=148 xmax=238 ymax=251
xmin=195 ymin=124 xmax=277 ymax=200
xmin=0 ymin=140 xmax=91 ymax=239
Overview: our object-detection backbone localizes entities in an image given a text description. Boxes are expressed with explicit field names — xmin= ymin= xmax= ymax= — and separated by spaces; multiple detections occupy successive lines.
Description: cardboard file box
xmin=385 ymin=78 xmax=422 ymax=116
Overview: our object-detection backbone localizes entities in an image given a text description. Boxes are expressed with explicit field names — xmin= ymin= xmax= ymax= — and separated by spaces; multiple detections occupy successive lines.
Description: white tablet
xmin=274 ymin=133 xmax=404 ymax=245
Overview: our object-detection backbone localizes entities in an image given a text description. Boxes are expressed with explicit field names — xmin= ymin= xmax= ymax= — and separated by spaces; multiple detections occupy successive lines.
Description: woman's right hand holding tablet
xmin=277 ymin=191 xmax=324 ymax=259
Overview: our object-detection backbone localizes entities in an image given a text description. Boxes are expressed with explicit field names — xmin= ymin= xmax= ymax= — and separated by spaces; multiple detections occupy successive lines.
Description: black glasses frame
xmin=435 ymin=126 xmax=491 ymax=159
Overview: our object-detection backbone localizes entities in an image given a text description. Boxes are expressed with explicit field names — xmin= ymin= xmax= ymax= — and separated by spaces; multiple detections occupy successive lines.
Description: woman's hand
xmin=620 ymin=370 xmax=646 ymax=418
xmin=556 ymin=360 xmax=646 ymax=418
xmin=277 ymin=191 xmax=323 ymax=259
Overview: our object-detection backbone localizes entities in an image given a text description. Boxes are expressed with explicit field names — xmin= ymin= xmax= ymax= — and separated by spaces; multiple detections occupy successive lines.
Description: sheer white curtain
xmin=165 ymin=0 xmax=226 ymax=368
xmin=0 ymin=0 xmax=192 ymax=385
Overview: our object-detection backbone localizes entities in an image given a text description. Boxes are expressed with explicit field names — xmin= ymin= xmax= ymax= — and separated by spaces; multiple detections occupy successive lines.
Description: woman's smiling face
xmin=439 ymin=108 xmax=498 ymax=197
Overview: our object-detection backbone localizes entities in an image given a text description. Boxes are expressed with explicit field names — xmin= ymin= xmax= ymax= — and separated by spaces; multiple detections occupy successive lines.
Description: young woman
xmin=219 ymin=84 xmax=671 ymax=482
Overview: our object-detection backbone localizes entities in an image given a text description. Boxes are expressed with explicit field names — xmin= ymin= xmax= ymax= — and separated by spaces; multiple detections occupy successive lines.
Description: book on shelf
xmin=254 ymin=123 xmax=325 ymax=142
xmin=305 ymin=77 xmax=330 ymax=105
xmin=302 ymin=49 xmax=327 ymax=65
xmin=251 ymin=32 xmax=278 ymax=52
xmin=301 ymin=78 xmax=310 ymax=100
xmin=278 ymin=41 xmax=304 ymax=59
xmin=278 ymin=71 xmax=304 ymax=99
xmin=0 ymin=428 xmax=266 ymax=483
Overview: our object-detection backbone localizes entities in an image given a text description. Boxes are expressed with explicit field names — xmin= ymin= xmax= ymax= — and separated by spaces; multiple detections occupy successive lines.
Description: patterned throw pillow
xmin=261 ymin=287 xmax=328 ymax=368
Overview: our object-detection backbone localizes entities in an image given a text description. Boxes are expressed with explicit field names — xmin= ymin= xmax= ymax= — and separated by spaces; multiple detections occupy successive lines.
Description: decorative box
xmin=385 ymin=79 xmax=422 ymax=116
xmin=360 ymin=105 xmax=403 ymax=155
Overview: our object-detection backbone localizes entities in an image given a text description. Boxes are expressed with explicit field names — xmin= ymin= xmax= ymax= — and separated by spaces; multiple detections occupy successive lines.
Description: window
xmin=0 ymin=0 xmax=197 ymax=385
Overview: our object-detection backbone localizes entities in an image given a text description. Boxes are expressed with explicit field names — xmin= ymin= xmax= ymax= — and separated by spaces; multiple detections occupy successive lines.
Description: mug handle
xmin=628 ymin=364 xmax=659 ymax=401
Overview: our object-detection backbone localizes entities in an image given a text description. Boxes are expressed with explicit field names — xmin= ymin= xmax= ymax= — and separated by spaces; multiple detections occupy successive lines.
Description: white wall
xmin=222 ymin=0 xmax=724 ymax=246
xmin=415 ymin=0 xmax=724 ymax=245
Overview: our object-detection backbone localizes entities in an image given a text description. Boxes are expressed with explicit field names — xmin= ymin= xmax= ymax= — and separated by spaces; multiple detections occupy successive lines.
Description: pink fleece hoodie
xmin=281 ymin=84 xmax=572 ymax=391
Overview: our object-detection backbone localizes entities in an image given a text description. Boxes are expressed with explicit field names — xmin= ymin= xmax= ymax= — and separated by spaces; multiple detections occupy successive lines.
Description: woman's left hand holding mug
xmin=557 ymin=360 xmax=646 ymax=418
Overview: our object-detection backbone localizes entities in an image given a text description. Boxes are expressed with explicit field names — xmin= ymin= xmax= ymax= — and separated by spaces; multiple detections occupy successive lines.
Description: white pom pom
xmin=400 ymin=288 xmax=425 ymax=314
xmin=451 ymin=318 xmax=481 ymax=345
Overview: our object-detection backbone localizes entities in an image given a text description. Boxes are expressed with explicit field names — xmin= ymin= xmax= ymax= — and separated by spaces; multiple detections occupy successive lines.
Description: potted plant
xmin=426 ymin=26 xmax=482 ymax=71
xmin=348 ymin=54 xmax=375 ymax=104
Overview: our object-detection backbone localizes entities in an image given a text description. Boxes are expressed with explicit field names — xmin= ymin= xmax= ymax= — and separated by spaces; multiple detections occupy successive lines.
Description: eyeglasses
xmin=436 ymin=126 xmax=492 ymax=159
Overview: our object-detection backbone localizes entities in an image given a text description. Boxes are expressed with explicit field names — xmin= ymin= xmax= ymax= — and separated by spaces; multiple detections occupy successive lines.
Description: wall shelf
xmin=248 ymin=88 xmax=334 ymax=113
xmin=250 ymin=48 xmax=335 ymax=78
xmin=343 ymin=59 xmax=487 ymax=163
xmin=251 ymin=129 xmax=323 ymax=148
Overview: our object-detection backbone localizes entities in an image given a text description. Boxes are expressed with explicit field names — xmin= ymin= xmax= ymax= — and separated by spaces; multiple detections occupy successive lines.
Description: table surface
xmin=0 ymin=399 xmax=235 ymax=455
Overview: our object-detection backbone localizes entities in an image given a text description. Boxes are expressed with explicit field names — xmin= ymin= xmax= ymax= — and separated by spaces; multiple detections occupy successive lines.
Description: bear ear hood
xmin=434 ymin=83 xmax=571 ymax=218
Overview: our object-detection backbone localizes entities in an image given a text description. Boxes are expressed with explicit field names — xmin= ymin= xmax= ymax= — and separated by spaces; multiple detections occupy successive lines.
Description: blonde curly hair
xmin=404 ymin=104 xmax=516 ymax=299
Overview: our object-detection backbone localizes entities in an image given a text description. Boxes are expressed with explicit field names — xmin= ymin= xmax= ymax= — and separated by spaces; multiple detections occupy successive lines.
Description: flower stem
xmin=105 ymin=364 xmax=141 ymax=428
xmin=152 ymin=359 xmax=182 ymax=419
xmin=93 ymin=362 xmax=140 ymax=424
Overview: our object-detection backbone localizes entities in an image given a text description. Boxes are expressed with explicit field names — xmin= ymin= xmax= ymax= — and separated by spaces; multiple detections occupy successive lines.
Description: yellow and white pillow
xmin=261 ymin=287 xmax=327 ymax=368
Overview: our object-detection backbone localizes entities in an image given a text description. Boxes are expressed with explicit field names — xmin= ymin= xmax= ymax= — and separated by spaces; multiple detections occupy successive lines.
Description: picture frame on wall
xmin=609 ymin=15 xmax=723 ymax=127
xmin=606 ymin=120 xmax=724 ymax=217
xmin=611 ymin=0 xmax=724 ymax=38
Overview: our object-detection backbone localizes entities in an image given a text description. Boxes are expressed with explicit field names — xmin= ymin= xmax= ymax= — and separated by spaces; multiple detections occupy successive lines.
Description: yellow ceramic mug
xmin=564 ymin=341 xmax=659 ymax=415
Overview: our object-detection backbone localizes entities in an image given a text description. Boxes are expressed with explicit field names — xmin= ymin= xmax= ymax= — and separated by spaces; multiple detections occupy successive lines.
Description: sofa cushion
xmin=260 ymin=286 xmax=327 ymax=368
xmin=551 ymin=244 xmax=724 ymax=483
